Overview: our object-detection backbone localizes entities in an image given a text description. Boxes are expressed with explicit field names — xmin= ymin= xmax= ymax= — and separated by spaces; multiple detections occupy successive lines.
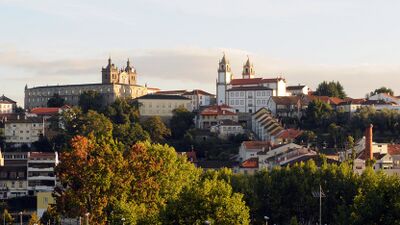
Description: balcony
xmin=27 ymin=176 xmax=56 ymax=181
xmin=28 ymin=167 xmax=54 ymax=172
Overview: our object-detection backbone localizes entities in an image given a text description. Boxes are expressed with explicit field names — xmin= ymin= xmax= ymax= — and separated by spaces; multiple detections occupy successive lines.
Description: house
xmin=369 ymin=93 xmax=400 ymax=105
xmin=0 ymin=95 xmax=17 ymax=114
xmin=238 ymin=157 xmax=259 ymax=174
xmin=362 ymin=100 xmax=400 ymax=112
xmin=306 ymin=95 xmax=345 ymax=110
xmin=136 ymin=94 xmax=192 ymax=119
xmin=182 ymin=90 xmax=215 ymax=111
xmin=210 ymin=119 xmax=244 ymax=139
xmin=267 ymin=96 xmax=307 ymax=118
xmin=238 ymin=141 xmax=272 ymax=162
xmin=286 ymin=85 xmax=309 ymax=96
xmin=336 ymin=98 xmax=366 ymax=115
xmin=251 ymin=108 xmax=284 ymax=141
xmin=3 ymin=116 xmax=46 ymax=146
xmin=197 ymin=105 xmax=238 ymax=129
xmin=272 ymin=128 xmax=303 ymax=145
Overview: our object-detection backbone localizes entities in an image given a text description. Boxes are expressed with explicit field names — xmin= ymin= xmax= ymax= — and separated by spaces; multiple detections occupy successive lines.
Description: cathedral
xmin=216 ymin=54 xmax=288 ymax=113
xmin=24 ymin=57 xmax=158 ymax=109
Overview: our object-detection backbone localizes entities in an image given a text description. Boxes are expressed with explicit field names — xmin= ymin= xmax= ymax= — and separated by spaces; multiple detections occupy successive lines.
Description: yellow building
xmin=36 ymin=192 xmax=55 ymax=217
xmin=136 ymin=94 xmax=192 ymax=119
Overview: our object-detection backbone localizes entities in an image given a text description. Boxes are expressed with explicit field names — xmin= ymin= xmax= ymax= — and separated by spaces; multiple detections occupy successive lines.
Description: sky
xmin=2 ymin=0 xmax=400 ymax=105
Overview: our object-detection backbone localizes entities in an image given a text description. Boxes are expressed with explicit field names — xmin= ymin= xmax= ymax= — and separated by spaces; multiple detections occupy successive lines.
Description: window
xmin=230 ymin=100 xmax=234 ymax=105
xmin=235 ymin=92 xmax=239 ymax=97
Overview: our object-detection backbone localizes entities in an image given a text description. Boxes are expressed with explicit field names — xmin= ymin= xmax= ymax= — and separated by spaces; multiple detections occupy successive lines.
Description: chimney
xmin=365 ymin=124 xmax=373 ymax=160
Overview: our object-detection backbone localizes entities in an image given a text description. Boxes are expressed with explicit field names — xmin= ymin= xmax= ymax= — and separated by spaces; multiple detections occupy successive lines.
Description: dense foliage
xmin=369 ymin=86 xmax=394 ymax=97
xmin=47 ymin=94 xmax=65 ymax=107
xmin=314 ymin=81 xmax=347 ymax=98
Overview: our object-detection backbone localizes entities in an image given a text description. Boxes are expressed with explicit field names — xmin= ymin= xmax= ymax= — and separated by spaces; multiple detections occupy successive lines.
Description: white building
xmin=197 ymin=105 xmax=238 ymax=129
xmin=27 ymin=152 xmax=58 ymax=195
xmin=210 ymin=119 xmax=244 ymax=139
xmin=252 ymin=108 xmax=283 ymax=141
xmin=4 ymin=116 xmax=46 ymax=146
xmin=286 ymin=85 xmax=309 ymax=96
xmin=182 ymin=90 xmax=215 ymax=110
xmin=216 ymin=54 xmax=289 ymax=113
xmin=136 ymin=94 xmax=192 ymax=119
xmin=0 ymin=95 xmax=17 ymax=114
xmin=369 ymin=93 xmax=400 ymax=105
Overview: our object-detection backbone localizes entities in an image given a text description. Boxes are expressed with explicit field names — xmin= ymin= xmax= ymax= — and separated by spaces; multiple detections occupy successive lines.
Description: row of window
xmin=230 ymin=99 xmax=267 ymax=106
xmin=229 ymin=90 xmax=271 ymax=98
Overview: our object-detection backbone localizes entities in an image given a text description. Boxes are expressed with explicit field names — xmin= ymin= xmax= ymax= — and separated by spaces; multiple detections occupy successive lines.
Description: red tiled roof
xmin=275 ymin=129 xmax=303 ymax=139
xmin=230 ymin=77 xmax=285 ymax=86
xmin=271 ymin=96 xmax=301 ymax=105
xmin=308 ymin=96 xmax=345 ymax=105
xmin=0 ymin=95 xmax=16 ymax=104
xmin=388 ymin=144 xmax=400 ymax=155
xmin=183 ymin=89 xmax=214 ymax=96
xmin=30 ymin=107 xmax=61 ymax=115
xmin=240 ymin=157 xmax=259 ymax=168
xmin=156 ymin=90 xmax=187 ymax=95
xmin=200 ymin=105 xmax=236 ymax=116
xmin=243 ymin=141 xmax=272 ymax=150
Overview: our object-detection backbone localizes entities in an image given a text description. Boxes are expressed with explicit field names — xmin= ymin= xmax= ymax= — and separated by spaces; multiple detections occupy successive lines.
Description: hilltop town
xmin=1 ymin=54 xmax=400 ymax=224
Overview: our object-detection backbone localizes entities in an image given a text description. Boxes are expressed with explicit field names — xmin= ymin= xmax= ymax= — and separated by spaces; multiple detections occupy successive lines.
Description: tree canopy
xmin=47 ymin=94 xmax=65 ymax=107
xmin=169 ymin=107 xmax=195 ymax=139
xmin=369 ymin=86 xmax=394 ymax=96
xmin=314 ymin=81 xmax=347 ymax=98
xmin=78 ymin=90 xmax=104 ymax=113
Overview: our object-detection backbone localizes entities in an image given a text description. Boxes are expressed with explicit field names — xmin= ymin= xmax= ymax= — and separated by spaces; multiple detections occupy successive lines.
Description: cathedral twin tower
xmin=102 ymin=57 xmax=137 ymax=85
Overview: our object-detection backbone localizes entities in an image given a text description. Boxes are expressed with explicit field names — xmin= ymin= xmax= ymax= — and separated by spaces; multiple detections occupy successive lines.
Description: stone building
xmin=24 ymin=57 xmax=155 ymax=109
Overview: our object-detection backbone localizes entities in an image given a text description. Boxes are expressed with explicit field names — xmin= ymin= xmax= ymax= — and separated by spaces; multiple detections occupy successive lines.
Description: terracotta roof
xmin=243 ymin=141 xmax=272 ymax=150
xmin=275 ymin=129 xmax=303 ymax=139
xmin=240 ymin=157 xmax=259 ymax=168
xmin=338 ymin=98 xmax=366 ymax=105
xmin=0 ymin=95 xmax=16 ymax=104
xmin=388 ymin=144 xmax=400 ymax=155
xmin=30 ymin=107 xmax=61 ymax=115
xmin=271 ymin=96 xmax=301 ymax=105
xmin=183 ymin=89 xmax=214 ymax=96
xmin=200 ymin=105 xmax=236 ymax=116
xmin=230 ymin=77 xmax=285 ymax=86
xmin=308 ymin=96 xmax=345 ymax=105
xmin=29 ymin=152 xmax=56 ymax=159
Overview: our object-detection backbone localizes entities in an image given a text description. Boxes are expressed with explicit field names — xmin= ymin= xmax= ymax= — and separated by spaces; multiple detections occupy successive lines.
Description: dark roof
xmin=287 ymin=85 xmax=306 ymax=90
xmin=183 ymin=89 xmax=215 ymax=96
xmin=219 ymin=119 xmax=241 ymax=126
xmin=136 ymin=94 xmax=190 ymax=100
xmin=0 ymin=95 xmax=16 ymax=104
xmin=5 ymin=116 xmax=43 ymax=124
xmin=27 ymin=83 xmax=143 ymax=90
xmin=227 ymin=86 xmax=272 ymax=91
xmin=271 ymin=96 xmax=301 ymax=105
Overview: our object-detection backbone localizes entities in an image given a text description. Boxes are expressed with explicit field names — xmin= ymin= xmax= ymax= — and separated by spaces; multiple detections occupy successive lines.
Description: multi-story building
xmin=0 ymin=95 xmax=17 ymax=114
xmin=368 ymin=93 xmax=400 ymax=105
xmin=4 ymin=116 xmax=46 ymax=146
xmin=182 ymin=90 xmax=215 ymax=111
xmin=0 ymin=152 xmax=28 ymax=199
xmin=197 ymin=105 xmax=238 ymax=129
xmin=210 ymin=119 xmax=244 ymax=139
xmin=267 ymin=96 xmax=307 ymax=118
xmin=136 ymin=94 xmax=192 ymax=119
xmin=25 ymin=57 xmax=157 ymax=109
xmin=252 ymin=108 xmax=283 ymax=141
xmin=27 ymin=152 xmax=58 ymax=195
xmin=216 ymin=54 xmax=290 ymax=113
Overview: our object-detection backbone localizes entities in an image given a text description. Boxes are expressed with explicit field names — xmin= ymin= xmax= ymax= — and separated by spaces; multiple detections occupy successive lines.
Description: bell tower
xmin=216 ymin=53 xmax=232 ymax=105
xmin=102 ymin=57 xmax=119 ymax=84
xmin=125 ymin=58 xmax=137 ymax=85
xmin=242 ymin=56 xmax=255 ymax=79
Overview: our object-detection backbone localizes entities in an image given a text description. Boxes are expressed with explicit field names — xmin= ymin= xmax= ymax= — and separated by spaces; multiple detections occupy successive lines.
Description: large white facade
xmin=215 ymin=54 xmax=289 ymax=113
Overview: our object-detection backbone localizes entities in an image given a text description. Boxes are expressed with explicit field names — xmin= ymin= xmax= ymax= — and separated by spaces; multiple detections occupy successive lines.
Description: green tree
xmin=162 ymin=176 xmax=250 ymax=225
xmin=47 ymin=94 xmax=65 ymax=107
xmin=78 ymin=90 xmax=104 ymax=113
xmin=113 ymin=123 xmax=150 ymax=146
xmin=304 ymin=99 xmax=334 ymax=128
xmin=1 ymin=209 xmax=14 ymax=225
xmin=141 ymin=116 xmax=171 ymax=143
xmin=104 ymin=98 xmax=139 ymax=124
xmin=170 ymin=107 xmax=195 ymax=139
xmin=369 ymin=87 xmax=394 ymax=96
xmin=314 ymin=81 xmax=347 ymax=98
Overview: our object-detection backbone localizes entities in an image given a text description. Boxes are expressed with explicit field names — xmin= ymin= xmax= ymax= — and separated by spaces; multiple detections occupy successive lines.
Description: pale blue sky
xmin=1 ymin=0 xmax=400 ymax=104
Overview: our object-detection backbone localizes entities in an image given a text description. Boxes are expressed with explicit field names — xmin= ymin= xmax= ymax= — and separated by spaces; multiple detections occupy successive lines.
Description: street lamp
xmin=19 ymin=212 xmax=22 ymax=225
xmin=85 ymin=213 xmax=90 ymax=225
xmin=204 ymin=221 xmax=210 ymax=225
xmin=121 ymin=218 xmax=125 ymax=225
xmin=264 ymin=216 xmax=269 ymax=225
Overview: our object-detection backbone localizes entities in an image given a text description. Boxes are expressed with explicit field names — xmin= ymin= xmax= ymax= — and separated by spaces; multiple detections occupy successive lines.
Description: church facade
xmin=24 ymin=58 xmax=157 ymax=109
xmin=216 ymin=54 xmax=288 ymax=113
